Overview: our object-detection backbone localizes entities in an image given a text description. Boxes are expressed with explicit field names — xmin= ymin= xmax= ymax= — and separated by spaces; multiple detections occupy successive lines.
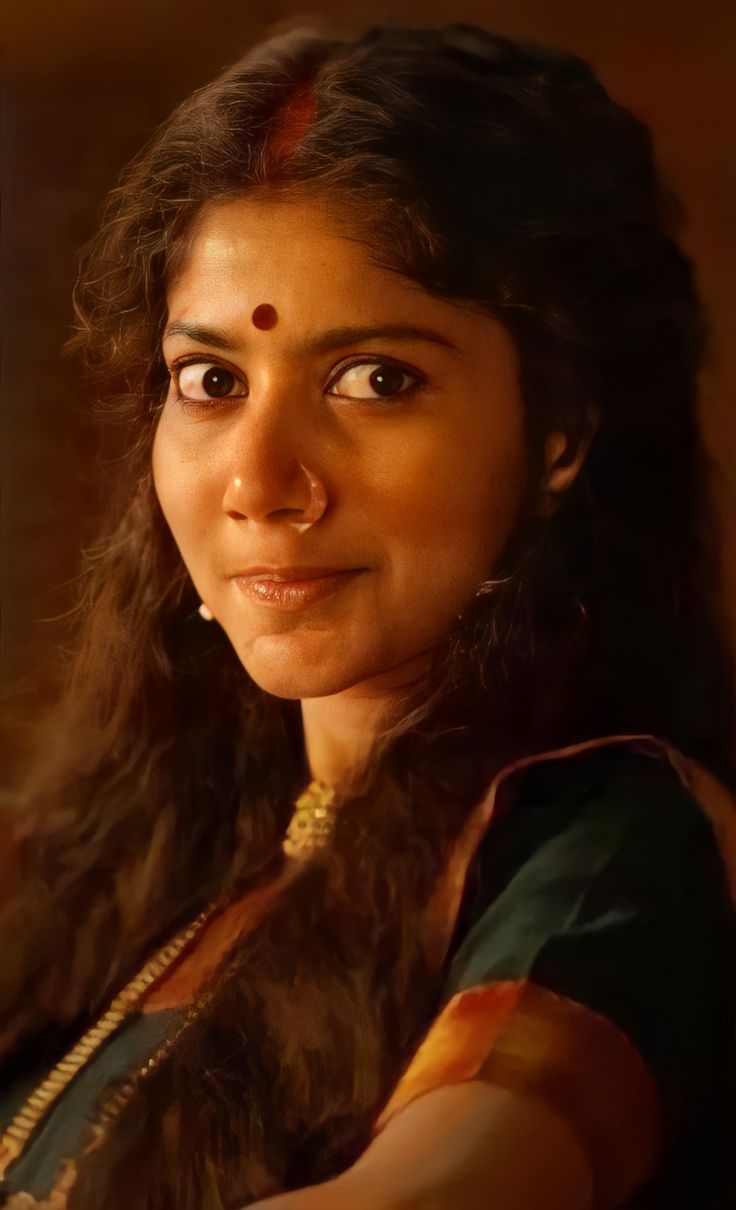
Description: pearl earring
xmin=198 ymin=602 xmax=214 ymax=621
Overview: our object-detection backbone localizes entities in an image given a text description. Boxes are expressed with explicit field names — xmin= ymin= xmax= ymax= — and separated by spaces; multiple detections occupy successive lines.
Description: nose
xmin=220 ymin=394 xmax=328 ymax=529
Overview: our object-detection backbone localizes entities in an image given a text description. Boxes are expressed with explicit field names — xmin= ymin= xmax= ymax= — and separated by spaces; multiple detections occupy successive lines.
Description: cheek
xmin=151 ymin=425 xmax=181 ymax=540
xmin=151 ymin=421 xmax=214 ymax=564
xmin=377 ymin=417 xmax=529 ymax=583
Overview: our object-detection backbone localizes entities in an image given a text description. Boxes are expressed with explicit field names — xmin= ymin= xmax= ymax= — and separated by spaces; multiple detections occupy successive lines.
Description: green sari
xmin=2 ymin=735 xmax=734 ymax=1208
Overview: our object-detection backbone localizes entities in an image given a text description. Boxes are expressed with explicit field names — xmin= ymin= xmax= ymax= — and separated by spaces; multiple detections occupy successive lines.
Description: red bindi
xmin=252 ymin=303 xmax=278 ymax=330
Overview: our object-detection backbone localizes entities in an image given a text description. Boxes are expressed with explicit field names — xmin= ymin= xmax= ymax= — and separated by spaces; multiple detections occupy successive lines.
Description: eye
xmin=173 ymin=361 xmax=247 ymax=403
xmin=327 ymin=360 xmax=421 ymax=402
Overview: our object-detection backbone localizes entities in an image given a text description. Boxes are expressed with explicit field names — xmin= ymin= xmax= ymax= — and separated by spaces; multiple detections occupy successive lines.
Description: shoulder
xmin=449 ymin=739 xmax=735 ymax=1010
xmin=458 ymin=739 xmax=733 ymax=951
xmin=444 ymin=740 xmax=736 ymax=1143
xmin=398 ymin=740 xmax=736 ymax=1206
xmin=374 ymin=740 xmax=735 ymax=1206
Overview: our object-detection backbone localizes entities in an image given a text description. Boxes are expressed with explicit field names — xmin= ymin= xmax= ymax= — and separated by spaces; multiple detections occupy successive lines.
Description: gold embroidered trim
xmin=0 ymin=905 xmax=215 ymax=1181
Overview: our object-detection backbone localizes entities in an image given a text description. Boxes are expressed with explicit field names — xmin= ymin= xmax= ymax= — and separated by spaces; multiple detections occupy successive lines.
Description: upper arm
xmin=343 ymin=1077 xmax=594 ymax=1210
xmin=248 ymin=1080 xmax=594 ymax=1210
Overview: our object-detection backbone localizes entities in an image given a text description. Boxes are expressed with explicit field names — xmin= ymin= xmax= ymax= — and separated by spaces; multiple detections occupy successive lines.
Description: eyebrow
xmin=298 ymin=324 xmax=459 ymax=356
xmin=162 ymin=321 xmax=459 ymax=356
xmin=163 ymin=322 xmax=241 ymax=351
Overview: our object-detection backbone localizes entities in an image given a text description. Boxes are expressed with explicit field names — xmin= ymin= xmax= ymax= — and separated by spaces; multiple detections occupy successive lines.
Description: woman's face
xmin=153 ymin=197 xmax=530 ymax=701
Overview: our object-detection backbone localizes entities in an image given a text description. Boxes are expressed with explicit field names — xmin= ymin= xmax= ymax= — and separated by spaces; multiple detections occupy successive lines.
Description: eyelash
xmin=167 ymin=356 xmax=245 ymax=415
xmin=167 ymin=354 xmax=425 ymax=414
xmin=326 ymin=356 xmax=424 ymax=404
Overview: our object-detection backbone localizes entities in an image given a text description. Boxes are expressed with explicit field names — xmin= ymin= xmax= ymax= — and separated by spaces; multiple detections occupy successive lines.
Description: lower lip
xmin=234 ymin=570 xmax=362 ymax=611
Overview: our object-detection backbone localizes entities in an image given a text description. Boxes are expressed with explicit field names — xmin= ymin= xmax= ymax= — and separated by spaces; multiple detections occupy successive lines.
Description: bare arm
xmin=248 ymin=1080 xmax=594 ymax=1210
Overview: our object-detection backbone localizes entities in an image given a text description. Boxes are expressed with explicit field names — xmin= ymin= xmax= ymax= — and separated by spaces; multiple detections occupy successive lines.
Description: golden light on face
xmin=152 ymin=197 xmax=531 ymax=702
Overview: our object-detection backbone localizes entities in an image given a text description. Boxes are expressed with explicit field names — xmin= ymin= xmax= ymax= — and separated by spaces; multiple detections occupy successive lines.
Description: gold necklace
xmin=283 ymin=778 xmax=337 ymax=856
xmin=0 ymin=778 xmax=337 ymax=1186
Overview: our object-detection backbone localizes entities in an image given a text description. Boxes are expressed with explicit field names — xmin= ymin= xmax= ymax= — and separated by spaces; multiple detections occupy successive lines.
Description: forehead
xmin=167 ymin=196 xmax=476 ymax=344
xmin=170 ymin=197 xmax=418 ymax=309
xmin=169 ymin=196 xmax=430 ymax=319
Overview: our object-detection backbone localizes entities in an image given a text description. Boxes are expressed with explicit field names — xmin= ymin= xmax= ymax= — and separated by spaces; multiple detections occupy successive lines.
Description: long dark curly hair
xmin=1 ymin=23 xmax=733 ymax=1209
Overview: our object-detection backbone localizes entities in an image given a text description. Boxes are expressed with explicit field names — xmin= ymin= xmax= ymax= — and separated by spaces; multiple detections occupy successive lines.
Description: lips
xmin=233 ymin=567 xmax=364 ymax=611
xmin=234 ymin=566 xmax=353 ymax=581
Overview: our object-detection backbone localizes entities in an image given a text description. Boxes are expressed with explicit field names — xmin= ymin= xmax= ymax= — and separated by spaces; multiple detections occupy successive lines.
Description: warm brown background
xmin=3 ymin=0 xmax=735 ymax=709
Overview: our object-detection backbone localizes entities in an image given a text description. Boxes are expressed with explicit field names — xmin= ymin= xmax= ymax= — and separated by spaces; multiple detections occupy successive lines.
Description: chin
xmin=242 ymin=664 xmax=363 ymax=701
xmin=233 ymin=633 xmax=379 ymax=700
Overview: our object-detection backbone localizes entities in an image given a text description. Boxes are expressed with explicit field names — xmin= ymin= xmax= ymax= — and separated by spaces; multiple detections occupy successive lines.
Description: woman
xmin=0 ymin=22 xmax=734 ymax=1210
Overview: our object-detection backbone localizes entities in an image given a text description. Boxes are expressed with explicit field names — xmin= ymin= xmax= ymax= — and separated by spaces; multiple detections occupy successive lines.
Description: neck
xmin=300 ymin=656 xmax=432 ymax=787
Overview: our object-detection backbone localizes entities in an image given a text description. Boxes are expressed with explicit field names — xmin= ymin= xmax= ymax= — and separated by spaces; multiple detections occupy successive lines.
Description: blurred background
xmin=3 ymin=0 xmax=735 ymax=719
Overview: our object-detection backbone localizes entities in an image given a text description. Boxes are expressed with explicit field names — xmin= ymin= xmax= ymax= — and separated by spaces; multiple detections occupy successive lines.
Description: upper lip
xmin=233 ymin=566 xmax=359 ymax=581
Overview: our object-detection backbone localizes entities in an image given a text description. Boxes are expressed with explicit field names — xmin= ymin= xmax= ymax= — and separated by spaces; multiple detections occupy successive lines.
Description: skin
xmin=153 ymin=196 xmax=598 ymax=1207
xmin=248 ymin=1081 xmax=595 ymax=1210
xmin=153 ymin=196 xmax=585 ymax=786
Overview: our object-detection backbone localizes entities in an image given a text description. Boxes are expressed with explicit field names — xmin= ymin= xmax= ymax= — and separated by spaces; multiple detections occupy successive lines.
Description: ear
xmin=534 ymin=408 xmax=600 ymax=518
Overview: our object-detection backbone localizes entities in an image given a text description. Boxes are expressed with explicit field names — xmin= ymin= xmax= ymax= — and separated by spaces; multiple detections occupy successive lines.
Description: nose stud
xmin=289 ymin=465 xmax=328 ymax=533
